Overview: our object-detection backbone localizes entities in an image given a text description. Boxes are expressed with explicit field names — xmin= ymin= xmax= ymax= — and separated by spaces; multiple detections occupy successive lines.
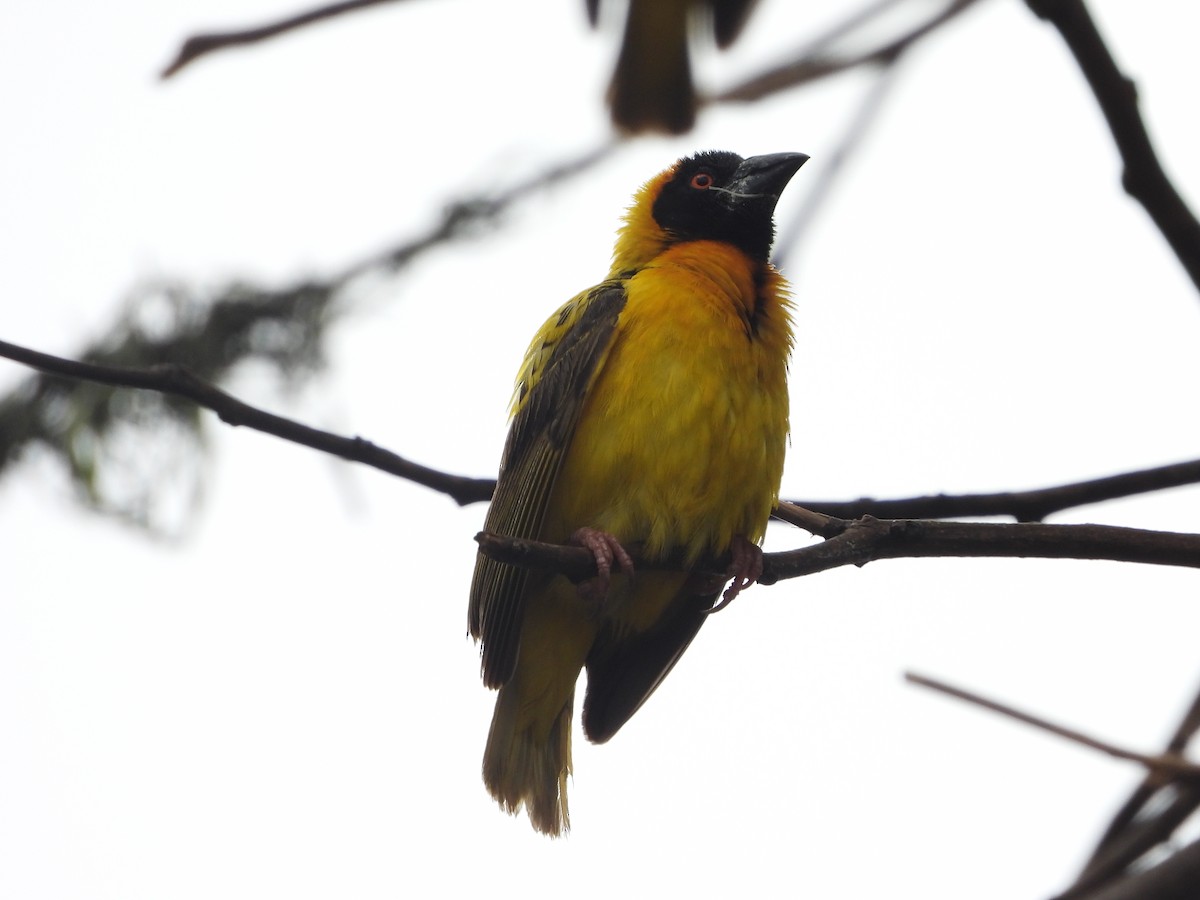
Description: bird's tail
xmin=482 ymin=682 xmax=574 ymax=837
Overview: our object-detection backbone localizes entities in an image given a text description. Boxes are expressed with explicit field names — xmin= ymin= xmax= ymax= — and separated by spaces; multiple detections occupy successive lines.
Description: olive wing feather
xmin=469 ymin=281 xmax=628 ymax=689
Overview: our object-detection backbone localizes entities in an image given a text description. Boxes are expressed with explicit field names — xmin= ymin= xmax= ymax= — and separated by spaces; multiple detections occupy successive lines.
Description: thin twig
xmin=905 ymin=672 xmax=1200 ymax=780
xmin=912 ymin=673 xmax=1200 ymax=898
xmin=785 ymin=0 xmax=912 ymax=61
xmin=775 ymin=59 xmax=905 ymax=271
xmin=786 ymin=459 xmax=1200 ymax=522
xmin=161 ymin=0 xmax=404 ymax=79
xmin=334 ymin=142 xmax=616 ymax=284
xmin=714 ymin=0 xmax=986 ymax=104
xmin=772 ymin=501 xmax=844 ymax=538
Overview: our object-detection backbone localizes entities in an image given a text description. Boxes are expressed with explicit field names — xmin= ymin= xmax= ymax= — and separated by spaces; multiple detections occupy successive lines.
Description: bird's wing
xmin=469 ymin=280 xmax=628 ymax=688
xmin=581 ymin=583 xmax=718 ymax=743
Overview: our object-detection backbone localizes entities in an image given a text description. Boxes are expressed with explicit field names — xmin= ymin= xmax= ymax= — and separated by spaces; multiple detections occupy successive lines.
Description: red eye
xmin=690 ymin=172 xmax=713 ymax=189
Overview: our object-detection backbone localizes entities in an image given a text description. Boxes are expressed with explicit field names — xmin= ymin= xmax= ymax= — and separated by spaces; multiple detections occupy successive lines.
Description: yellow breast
xmin=546 ymin=240 xmax=792 ymax=564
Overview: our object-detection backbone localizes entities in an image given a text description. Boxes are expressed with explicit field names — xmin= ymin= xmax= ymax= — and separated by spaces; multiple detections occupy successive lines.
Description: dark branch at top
xmin=1027 ymin=0 xmax=1200 ymax=298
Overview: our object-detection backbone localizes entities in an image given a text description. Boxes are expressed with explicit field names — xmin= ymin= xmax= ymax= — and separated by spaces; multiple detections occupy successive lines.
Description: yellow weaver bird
xmin=469 ymin=150 xmax=807 ymax=836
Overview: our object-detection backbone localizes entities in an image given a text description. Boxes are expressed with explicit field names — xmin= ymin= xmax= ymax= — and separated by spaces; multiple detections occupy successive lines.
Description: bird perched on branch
xmin=469 ymin=149 xmax=807 ymax=835
xmin=588 ymin=0 xmax=760 ymax=133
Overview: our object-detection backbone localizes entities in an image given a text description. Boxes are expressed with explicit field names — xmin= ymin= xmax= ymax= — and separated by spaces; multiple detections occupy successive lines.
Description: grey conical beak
xmin=727 ymin=152 xmax=809 ymax=203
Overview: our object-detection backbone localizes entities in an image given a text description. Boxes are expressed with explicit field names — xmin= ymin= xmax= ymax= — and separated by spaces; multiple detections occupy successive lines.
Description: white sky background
xmin=2 ymin=0 xmax=1199 ymax=896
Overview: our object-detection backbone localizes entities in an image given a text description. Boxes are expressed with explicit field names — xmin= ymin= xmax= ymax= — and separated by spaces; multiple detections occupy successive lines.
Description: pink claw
xmin=707 ymin=535 xmax=763 ymax=614
xmin=570 ymin=527 xmax=635 ymax=602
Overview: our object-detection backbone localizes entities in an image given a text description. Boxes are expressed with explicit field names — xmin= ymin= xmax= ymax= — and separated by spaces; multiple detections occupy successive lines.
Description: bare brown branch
xmin=476 ymin=516 xmax=1200 ymax=586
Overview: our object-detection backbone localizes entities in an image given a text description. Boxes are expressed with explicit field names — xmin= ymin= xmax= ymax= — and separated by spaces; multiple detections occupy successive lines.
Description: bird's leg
xmin=706 ymin=534 xmax=763 ymax=614
xmin=570 ymin=527 xmax=635 ymax=603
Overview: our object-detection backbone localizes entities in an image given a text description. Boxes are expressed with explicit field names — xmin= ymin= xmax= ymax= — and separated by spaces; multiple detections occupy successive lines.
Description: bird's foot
xmin=706 ymin=535 xmax=763 ymax=614
xmin=570 ymin=527 xmax=635 ymax=604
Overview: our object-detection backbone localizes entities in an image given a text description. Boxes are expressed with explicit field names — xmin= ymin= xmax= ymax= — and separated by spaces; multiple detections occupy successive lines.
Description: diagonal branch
xmin=1026 ymin=0 xmax=1200 ymax=298
xmin=905 ymin=672 xmax=1200 ymax=782
xmin=907 ymin=671 xmax=1200 ymax=900
xmin=0 ymin=337 xmax=494 ymax=507
xmin=774 ymin=56 xmax=905 ymax=272
xmin=161 ymin=0 xmax=404 ymax=79
xmin=333 ymin=142 xmax=615 ymax=284
xmin=713 ymin=0 xmax=986 ymax=104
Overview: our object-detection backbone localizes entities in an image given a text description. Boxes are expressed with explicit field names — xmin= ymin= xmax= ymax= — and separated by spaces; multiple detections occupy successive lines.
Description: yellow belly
xmin=545 ymin=240 xmax=792 ymax=568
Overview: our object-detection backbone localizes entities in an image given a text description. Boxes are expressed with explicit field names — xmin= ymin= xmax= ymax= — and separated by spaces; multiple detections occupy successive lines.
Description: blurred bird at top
xmin=588 ymin=0 xmax=759 ymax=134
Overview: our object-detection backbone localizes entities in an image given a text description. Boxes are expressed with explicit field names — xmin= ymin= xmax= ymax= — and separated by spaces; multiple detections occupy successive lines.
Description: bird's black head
xmin=650 ymin=150 xmax=809 ymax=262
